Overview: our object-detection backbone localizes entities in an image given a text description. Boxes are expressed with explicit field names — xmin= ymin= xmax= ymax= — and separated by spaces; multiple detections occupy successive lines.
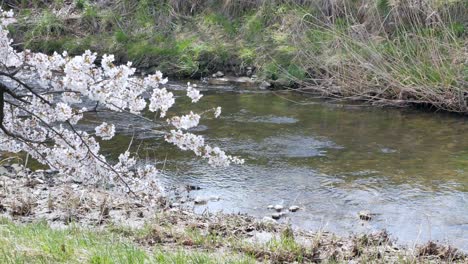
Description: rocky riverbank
xmin=0 ymin=164 xmax=466 ymax=263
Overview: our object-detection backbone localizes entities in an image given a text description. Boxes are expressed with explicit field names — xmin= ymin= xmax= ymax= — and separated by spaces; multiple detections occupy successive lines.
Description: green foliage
xmin=27 ymin=11 xmax=64 ymax=39
xmin=286 ymin=64 xmax=306 ymax=81
xmin=203 ymin=13 xmax=238 ymax=36
xmin=243 ymin=14 xmax=264 ymax=41
xmin=76 ymin=0 xmax=86 ymax=10
xmin=264 ymin=62 xmax=280 ymax=80
xmin=377 ymin=0 xmax=391 ymax=16
xmin=238 ymin=47 xmax=255 ymax=64
xmin=114 ymin=29 xmax=129 ymax=43
xmin=83 ymin=4 xmax=98 ymax=20
xmin=450 ymin=22 xmax=465 ymax=37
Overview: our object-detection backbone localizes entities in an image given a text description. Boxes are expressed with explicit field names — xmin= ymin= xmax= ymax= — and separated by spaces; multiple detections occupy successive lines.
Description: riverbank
xmin=0 ymin=164 xmax=466 ymax=263
xmin=4 ymin=0 xmax=467 ymax=113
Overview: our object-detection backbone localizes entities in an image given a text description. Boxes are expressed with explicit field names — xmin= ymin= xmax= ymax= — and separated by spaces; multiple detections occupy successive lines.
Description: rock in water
xmin=274 ymin=205 xmax=283 ymax=212
xmin=289 ymin=206 xmax=300 ymax=212
xmin=359 ymin=210 xmax=372 ymax=221
xmin=259 ymin=81 xmax=271 ymax=90
xmin=186 ymin=185 xmax=201 ymax=191
xmin=194 ymin=196 xmax=207 ymax=205
xmin=208 ymin=195 xmax=220 ymax=201
xmin=267 ymin=205 xmax=274 ymax=209
xmin=271 ymin=213 xmax=282 ymax=220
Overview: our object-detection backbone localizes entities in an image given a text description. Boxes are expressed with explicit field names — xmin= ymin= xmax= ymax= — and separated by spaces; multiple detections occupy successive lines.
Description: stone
xmin=171 ymin=203 xmax=180 ymax=208
xmin=248 ymin=231 xmax=276 ymax=244
xmin=274 ymin=205 xmax=283 ymax=212
xmin=214 ymin=71 xmax=224 ymax=78
xmin=24 ymin=178 xmax=44 ymax=188
xmin=359 ymin=210 xmax=372 ymax=221
xmin=208 ymin=195 xmax=220 ymax=201
xmin=207 ymin=76 xmax=257 ymax=88
xmin=11 ymin=163 xmax=22 ymax=172
xmin=259 ymin=81 xmax=271 ymax=90
xmin=267 ymin=205 xmax=274 ymax=209
xmin=0 ymin=166 xmax=9 ymax=176
xmin=289 ymin=206 xmax=300 ymax=212
xmin=271 ymin=213 xmax=282 ymax=220
xmin=194 ymin=196 xmax=208 ymax=205
xmin=186 ymin=184 xmax=201 ymax=191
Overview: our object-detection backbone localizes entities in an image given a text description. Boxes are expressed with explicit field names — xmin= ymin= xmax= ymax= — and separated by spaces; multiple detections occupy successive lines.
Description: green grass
xmin=0 ymin=218 xmax=254 ymax=264
xmin=0 ymin=215 xmax=464 ymax=263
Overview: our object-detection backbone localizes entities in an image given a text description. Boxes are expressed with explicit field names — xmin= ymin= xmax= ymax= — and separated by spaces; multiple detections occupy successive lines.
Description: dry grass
xmin=269 ymin=0 xmax=467 ymax=112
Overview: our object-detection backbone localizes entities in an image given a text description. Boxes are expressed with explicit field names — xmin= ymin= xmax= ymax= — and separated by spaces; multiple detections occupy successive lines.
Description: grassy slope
xmin=4 ymin=0 xmax=468 ymax=112
xmin=0 ymin=218 xmax=255 ymax=264
xmin=2 ymin=216 xmax=465 ymax=264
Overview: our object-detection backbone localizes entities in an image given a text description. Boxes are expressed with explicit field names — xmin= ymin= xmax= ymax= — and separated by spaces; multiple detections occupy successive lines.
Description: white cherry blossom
xmin=0 ymin=9 xmax=243 ymax=193
xmin=186 ymin=82 xmax=203 ymax=103
xmin=95 ymin=122 xmax=116 ymax=140
xmin=214 ymin=107 xmax=222 ymax=118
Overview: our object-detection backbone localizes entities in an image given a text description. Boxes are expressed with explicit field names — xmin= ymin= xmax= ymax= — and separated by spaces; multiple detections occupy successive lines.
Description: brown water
xmin=88 ymin=81 xmax=467 ymax=250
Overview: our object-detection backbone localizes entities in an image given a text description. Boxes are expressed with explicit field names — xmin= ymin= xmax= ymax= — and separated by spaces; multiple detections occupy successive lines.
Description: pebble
xmin=289 ymin=205 xmax=300 ymax=212
xmin=193 ymin=195 xmax=220 ymax=205
xmin=186 ymin=185 xmax=201 ymax=191
xmin=274 ymin=205 xmax=283 ymax=212
xmin=194 ymin=196 xmax=207 ymax=205
xmin=359 ymin=210 xmax=372 ymax=221
xmin=171 ymin=203 xmax=180 ymax=208
xmin=11 ymin=164 xmax=22 ymax=172
xmin=0 ymin=166 xmax=10 ymax=176
xmin=271 ymin=213 xmax=282 ymax=220
xmin=267 ymin=205 xmax=274 ymax=209
xmin=209 ymin=195 xmax=220 ymax=201
xmin=213 ymin=71 xmax=224 ymax=78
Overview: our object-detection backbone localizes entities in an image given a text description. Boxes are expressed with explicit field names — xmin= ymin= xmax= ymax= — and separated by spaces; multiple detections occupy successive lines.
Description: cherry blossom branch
xmin=0 ymin=71 xmax=52 ymax=105
xmin=0 ymin=8 xmax=243 ymax=194
xmin=65 ymin=120 xmax=136 ymax=195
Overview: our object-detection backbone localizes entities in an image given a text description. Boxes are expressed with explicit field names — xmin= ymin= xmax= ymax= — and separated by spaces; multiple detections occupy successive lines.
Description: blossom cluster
xmin=0 ymin=9 xmax=243 ymax=193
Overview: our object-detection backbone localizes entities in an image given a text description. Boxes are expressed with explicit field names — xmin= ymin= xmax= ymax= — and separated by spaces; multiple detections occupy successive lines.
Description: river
xmin=84 ymin=81 xmax=468 ymax=250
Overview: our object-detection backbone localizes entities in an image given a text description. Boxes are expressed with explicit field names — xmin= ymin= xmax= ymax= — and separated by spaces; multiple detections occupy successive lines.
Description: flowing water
xmin=88 ymin=81 xmax=467 ymax=250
